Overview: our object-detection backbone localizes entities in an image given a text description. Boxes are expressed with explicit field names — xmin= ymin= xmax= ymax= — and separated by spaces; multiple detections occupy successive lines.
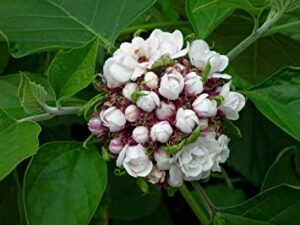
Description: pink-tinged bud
xmin=175 ymin=108 xmax=199 ymax=134
xmin=199 ymin=119 xmax=208 ymax=130
xmin=88 ymin=116 xmax=105 ymax=136
xmin=122 ymin=82 xmax=139 ymax=101
xmin=132 ymin=126 xmax=149 ymax=144
xmin=136 ymin=91 xmax=160 ymax=112
xmin=155 ymin=101 xmax=176 ymax=120
xmin=150 ymin=121 xmax=173 ymax=143
xmin=125 ymin=105 xmax=140 ymax=122
xmin=100 ymin=106 xmax=126 ymax=132
xmin=184 ymin=72 xmax=203 ymax=96
xmin=109 ymin=138 xmax=124 ymax=154
xmin=144 ymin=72 xmax=159 ymax=89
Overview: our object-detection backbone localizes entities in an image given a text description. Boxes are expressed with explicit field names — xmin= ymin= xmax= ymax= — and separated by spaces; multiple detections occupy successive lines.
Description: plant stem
xmin=264 ymin=21 xmax=300 ymax=36
xmin=227 ymin=9 xmax=283 ymax=60
xmin=179 ymin=183 xmax=210 ymax=225
xmin=17 ymin=106 xmax=81 ymax=123
xmin=221 ymin=168 xmax=234 ymax=189
xmin=122 ymin=21 xmax=191 ymax=35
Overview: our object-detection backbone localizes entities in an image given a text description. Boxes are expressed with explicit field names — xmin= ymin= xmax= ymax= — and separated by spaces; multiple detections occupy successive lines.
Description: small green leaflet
xmin=131 ymin=91 xmax=149 ymax=102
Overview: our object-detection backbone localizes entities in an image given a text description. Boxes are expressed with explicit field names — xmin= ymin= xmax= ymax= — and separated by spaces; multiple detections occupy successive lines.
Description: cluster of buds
xmin=88 ymin=29 xmax=246 ymax=187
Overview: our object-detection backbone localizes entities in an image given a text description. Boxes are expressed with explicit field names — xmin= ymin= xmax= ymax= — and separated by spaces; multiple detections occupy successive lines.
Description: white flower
xmin=144 ymin=71 xmax=159 ymax=89
xmin=211 ymin=135 xmax=230 ymax=172
xmin=122 ymin=82 xmax=139 ymax=101
xmin=155 ymin=101 xmax=176 ymax=120
xmin=154 ymin=149 xmax=174 ymax=170
xmin=168 ymin=164 xmax=184 ymax=187
xmin=88 ymin=115 xmax=105 ymax=136
xmin=147 ymin=166 xmax=166 ymax=184
xmin=125 ymin=105 xmax=140 ymax=122
xmin=175 ymin=137 xmax=217 ymax=181
xmin=159 ymin=70 xmax=184 ymax=100
xmin=188 ymin=40 xmax=228 ymax=74
xmin=109 ymin=138 xmax=124 ymax=154
xmin=150 ymin=29 xmax=188 ymax=59
xmin=132 ymin=126 xmax=149 ymax=144
xmin=192 ymin=93 xmax=218 ymax=117
xmin=150 ymin=121 xmax=173 ymax=143
xmin=218 ymin=82 xmax=246 ymax=120
xmin=175 ymin=108 xmax=199 ymax=134
xmin=100 ymin=107 xmax=126 ymax=132
xmin=116 ymin=144 xmax=153 ymax=177
xmin=209 ymin=73 xmax=232 ymax=80
xmin=184 ymin=72 xmax=203 ymax=96
xmin=136 ymin=91 xmax=160 ymax=112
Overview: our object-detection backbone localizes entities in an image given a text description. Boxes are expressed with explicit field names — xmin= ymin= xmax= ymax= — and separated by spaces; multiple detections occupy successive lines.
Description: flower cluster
xmin=88 ymin=29 xmax=246 ymax=187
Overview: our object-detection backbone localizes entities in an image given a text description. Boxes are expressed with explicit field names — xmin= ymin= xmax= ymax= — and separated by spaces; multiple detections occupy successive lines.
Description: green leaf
xmin=221 ymin=185 xmax=300 ymax=225
xmin=205 ymin=184 xmax=246 ymax=208
xmin=47 ymin=38 xmax=98 ymax=100
xmin=214 ymin=213 xmax=272 ymax=225
xmin=186 ymin=0 xmax=267 ymax=39
xmin=163 ymin=126 xmax=201 ymax=154
xmin=223 ymin=119 xmax=242 ymax=137
xmin=24 ymin=142 xmax=107 ymax=225
xmin=131 ymin=91 xmax=149 ymax=102
xmin=0 ymin=109 xmax=41 ymax=181
xmin=0 ymin=174 xmax=23 ymax=225
xmin=244 ymin=67 xmax=300 ymax=141
xmin=261 ymin=146 xmax=300 ymax=191
xmin=0 ymin=0 xmax=156 ymax=57
xmin=0 ymin=41 xmax=9 ymax=74
xmin=0 ymin=73 xmax=55 ymax=119
xmin=228 ymin=103 xmax=298 ymax=185
xmin=108 ymin=168 xmax=161 ymax=221
xmin=18 ymin=73 xmax=48 ymax=114
xmin=151 ymin=55 xmax=176 ymax=73
xmin=111 ymin=205 xmax=172 ymax=225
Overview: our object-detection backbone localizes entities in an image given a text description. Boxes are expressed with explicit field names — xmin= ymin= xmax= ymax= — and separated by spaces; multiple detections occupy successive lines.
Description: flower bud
xmin=199 ymin=119 xmax=209 ymax=130
xmin=100 ymin=106 xmax=126 ymax=132
xmin=175 ymin=108 xmax=199 ymax=134
xmin=88 ymin=116 xmax=105 ymax=136
xmin=150 ymin=121 xmax=173 ymax=143
xmin=136 ymin=91 xmax=160 ymax=112
xmin=155 ymin=101 xmax=176 ymax=120
xmin=125 ymin=105 xmax=140 ymax=122
xmin=144 ymin=72 xmax=159 ymax=89
xmin=147 ymin=166 xmax=166 ymax=184
xmin=109 ymin=138 xmax=124 ymax=154
xmin=122 ymin=82 xmax=139 ymax=101
xmin=184 ymin=72 xmax=203 ymax=96
xmin=192 ymin=93 xmax=217 ymax=117
xmin=158 ymin=70 xmax=184 ymax=100
xmin=132 ymin=126 xmax=149 ymax=144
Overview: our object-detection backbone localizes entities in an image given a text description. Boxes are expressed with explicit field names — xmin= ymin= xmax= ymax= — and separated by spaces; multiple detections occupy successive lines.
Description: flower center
xmin=138 ymin=56 xmax=148 ymax=63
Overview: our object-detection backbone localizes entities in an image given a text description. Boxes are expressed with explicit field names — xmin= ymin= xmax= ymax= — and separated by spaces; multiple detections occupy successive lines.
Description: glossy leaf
xmin=48 ymin=38 xmax=98 ymax=100
xmin=0 ymin=109 xmax=41 ymax=181
xmin=261 ymin=146 xmax=300 ymax=191
xmin=0 ymin=41 xmax=9 ymax=74
xmin=244 ymin=67 xmax=300 ymax=141
xmin=186 ymin=0 xmax=267 ymax=39
xmin=222 ymin=185 xmax=300 ymax=225
xmin=24 ymin=142 xmax=107 ymax=225
xmin=214 ymin=213 xmax=272 ymax=225
xmin=0 ymin=0 xmax=156 ymax=57
xmin=228 ymin=103 xmax=297 ymax=185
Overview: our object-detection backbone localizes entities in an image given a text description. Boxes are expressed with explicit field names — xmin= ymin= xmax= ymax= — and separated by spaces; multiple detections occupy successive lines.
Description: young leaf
xmin=244 ymin=67 xmax=300 ymax=141
xmin=0 ymin=109 xmax=41 ymax=181
xmin=47 ymin=38 xmax=98 ymax=100
xmin=221 ymin=185 xmax=300 ymax=225
xmin=131 ymin=91 xmax=149 ymax=102
xmin=261 ymin=146 xmax=300 ymax=191
xmin=24 ymin=142 xmax=107 ymax=225
xmin=18 ymin=73 xmax=48 ymax=114
xmin=0 ymin=0 xmax=156 ymax=57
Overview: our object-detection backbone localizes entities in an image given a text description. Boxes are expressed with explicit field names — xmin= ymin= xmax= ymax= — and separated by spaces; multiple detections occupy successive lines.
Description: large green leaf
xmin=214 ymin=213 xmax=272 ymax=225
xmin=261 ymin=147 xmax=300 ymax=191
xmin=0 ymin=109 xmax=41 ymax=181
xmin=228 ymin=103 xmax=297 ymax=185
xmin=244 ymin=67 xmax=300 ymax=141
xmin=108 ymin=167 xmax=161 ymax=221
xmin=208 ymin=13 xmax=300 ymax=86
xmin=0 ymin=0 xmax=156 ymax=57
xmin=24 ymin=142 xmax=107 ymax=225
xmin=221 ymin=185 xmax=300 ymax=225
xmin=0 ymin=41 xmax=9 ymax=74
xmin=48 ymin=38 xmax=98 ymax=100
xmin=186 ymin=0 xmax=267 ymax=39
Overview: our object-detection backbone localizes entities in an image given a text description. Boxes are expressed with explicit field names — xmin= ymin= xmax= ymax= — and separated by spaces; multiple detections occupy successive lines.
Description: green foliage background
xmin=0 ymin=0 xmax=299 ymax=225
